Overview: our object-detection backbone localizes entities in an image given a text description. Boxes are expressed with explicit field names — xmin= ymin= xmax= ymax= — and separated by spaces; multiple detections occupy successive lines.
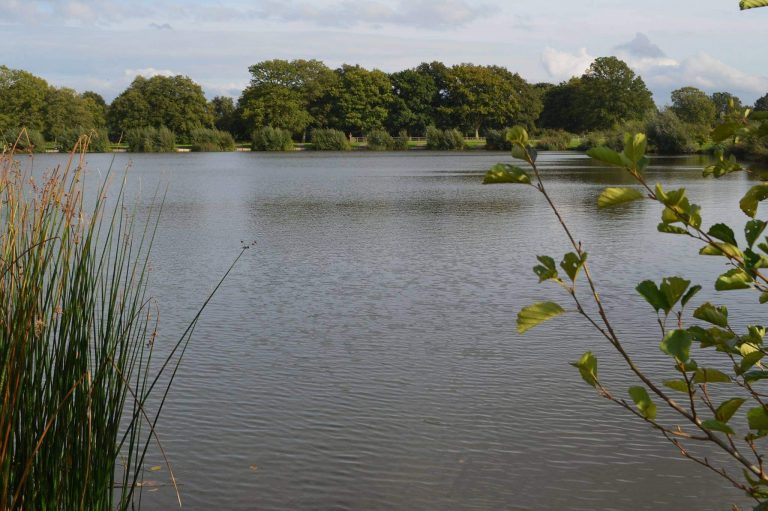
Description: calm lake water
xmin=31 ymin=150 xmax=768 ymax=510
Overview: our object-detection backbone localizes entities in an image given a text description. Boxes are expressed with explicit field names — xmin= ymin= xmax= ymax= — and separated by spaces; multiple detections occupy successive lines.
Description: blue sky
xmin=1 ymin=0 xmax=766 ymax=104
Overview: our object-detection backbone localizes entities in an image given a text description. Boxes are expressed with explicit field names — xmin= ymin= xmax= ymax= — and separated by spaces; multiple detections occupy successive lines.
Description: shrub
xmin=646 ymin=109 xmax=698 ymax=154
xmin=190 ymin=128 xmax=235 ymax=152
xmin=251 ymin=126 xmax=294 ymax=151
xmin=534 ymin=129 xmax=574 ymax=151
xmin=56 ymin=128 xmax=111 ymax=153
xmin=485 ymin=129 xmax=512 ymax=151
xmin=425 ymin=126 xmax=465 ymax=150
xmin=311 ymin=128 xmax=351 ymax=151
xmin=125 ymin=126 xmax=176 ymax=153
xmin=366 ymin=128 xmax=395 ymax=151
xmin=393 ymin=129 xmax=409 ymax=151
xmin=574 ymin=131 xmax=606 ymax=151
xmin=2 ymin=128 xmax=46 ymax=153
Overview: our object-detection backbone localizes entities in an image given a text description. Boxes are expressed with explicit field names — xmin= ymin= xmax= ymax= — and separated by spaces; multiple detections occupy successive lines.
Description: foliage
xmin=329 ymin=64 xmax=393 ymax=136
xmin=189 ymin=128 xmax=235 ymax=152
xmin=425 ymin=126 xmax=465 ymax=150
xmin=485 ymin=129 xmax=512 ymax=151
xmin=251 ymin=126 xmax=294 ymax=151
xmin=393 ymin=129 xmax=409 ymax=151
xmin=485 ymin=99 xmax=768 ymax=507
xmin=755 ymin=93 xmax=768 ymax=112
xmin=646 ymin=109 xmax=699 ymax=154
xmin=56 ymin=128 xmax=111 ymax=152
xmin=366 ymin=128 xmax=396 ymax=151
xmin=534 ymin=129 xmax=576 ymax=150
xmin=108 ymin=75 xmax=212 ymax=141
xmin=439 ymin=64 xmax=541 ymax=138
xmin=671 ymin=86 xmax=717 ymax=126
xmin=210 ymin=96 xmax=238 ymax=134
xmin=124 ymin=126 xmax=176 ymax=153
xmin=310 ymin=128 xmax=351 ymax=151
xmin=2 ymin=128 xmax=46 ymax=153
xmin=712 ymin=92 xmax=744 ymax=120
xmin=0 ymin=66 xmax=48 ymax=133
xmin=387 ymin=68 xmax=440 ymax=135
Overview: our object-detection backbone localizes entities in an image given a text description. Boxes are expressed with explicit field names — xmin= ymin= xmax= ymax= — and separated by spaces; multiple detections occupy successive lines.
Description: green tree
xmin=80 ymin=91 xmax=108 ymax=127
xmin=330 ymin=64 xmax=393 ymax=136
xmin=670 ymin=86 xmax=717 ymax=125
xmin=578 ymin=56 xmax=655 ymax=131
xmin=209 ymin=96 xmax=236 ymax=133
xmin=238 ymin=59 xmax=337 ymax=139
xmin=755 ymin=93 xmax=768 ymax=112
xmin=711 ymin=91 xmax=743 ymax=119
xmin=0 ymin=66 xmax=49 ymax=133
xmin=538 ymin=78 xmax=583 ymax=132
xmin=440 ymin=64 xmax=541 ymax=138
xmin=108 ymin=75 xmax=212 ymax=141
xmin=43 ymin=87 xmax=99 ymax=141
xmin=387 ymin=68 xmax=439 ymax=135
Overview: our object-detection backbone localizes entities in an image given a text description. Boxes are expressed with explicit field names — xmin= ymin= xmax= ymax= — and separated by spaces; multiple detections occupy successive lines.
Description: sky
xmin=1 ymin=0 xmax=766 ymax=105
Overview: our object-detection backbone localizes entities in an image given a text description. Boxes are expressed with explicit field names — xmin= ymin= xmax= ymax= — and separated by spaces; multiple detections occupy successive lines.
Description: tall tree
xmin=0 ymin=66 xmax=49 ymax=133
xmin=440 ymin=64 xmax=541 ymax=138
xmin=108 ymin=75 xmax=212 ymax=140
xmin=577 ymin=56 xmax=655 ymax=131
xmin=387 ymin=68 xmax=439 ymax=135
xmin=330 ymin=64 xmax=393 ymax=136
xmin=238 ymin=59 xmax=337 ymax=138
xmin=710 ymin=91 xmax=743 ymax=119
xmin=43 ymin=87 xmax=100 ymax=140
xmin=755 ymin=93 xmax=768 ymax=112
xmin=670 ymin=86 xmax=717 ymax=126
xmin=538 ymin=79 xmax=583 ymax=132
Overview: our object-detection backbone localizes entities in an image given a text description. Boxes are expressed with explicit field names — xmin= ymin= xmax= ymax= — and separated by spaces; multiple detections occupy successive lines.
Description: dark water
xmin=32 ymin=151 xmax=766 ymax=510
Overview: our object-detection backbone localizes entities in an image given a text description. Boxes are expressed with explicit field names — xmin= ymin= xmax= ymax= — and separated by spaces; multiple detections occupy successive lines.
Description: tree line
xmin=1 ymin=59 xmax=768 ymax=155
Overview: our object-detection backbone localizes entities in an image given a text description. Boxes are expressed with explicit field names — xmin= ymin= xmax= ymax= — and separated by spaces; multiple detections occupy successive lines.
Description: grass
xmin=0 ymin=130 xmax=244 ymax=509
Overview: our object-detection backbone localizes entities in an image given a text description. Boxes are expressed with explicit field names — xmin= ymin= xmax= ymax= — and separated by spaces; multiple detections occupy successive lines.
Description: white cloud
xmin=124 ymin=67 xmax=177 ymax=79
xmin=540 ymin=47 xmax=593 ymax=81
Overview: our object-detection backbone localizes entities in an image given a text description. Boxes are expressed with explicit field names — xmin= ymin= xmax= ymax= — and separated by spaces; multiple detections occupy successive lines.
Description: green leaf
xmin=700 ymin=419 xmax=734 ymax=435
xmin=681 ymin=285 xmax=702 ymax=308
xmin=741 ymin=0 xmax=768 ymax=9
xmin=560 ymin=252 xmax=587 ymax=281
xmin=746 ymin=220 xmax=767 ymax=248
xmin=587 ymin=146 xmax=626 ymax=167
xmin=748 ymin=406 xmax=768 ymax=430
xmin=596 ymin=187 xmax=645 ymax=208
xmin=761 ymin=292 xmax=768 ymax=304
xmin=688 ymin=325 xmax=736 ymax=350
xmin=636 ymin=280 xmax=667 ymax=313
xmin=511 ymin=145 xmax=537 ymax=163
xmin=533 ymin=255 xmax=558 ymax=283
xmin=483 ymin=163 xmax=531 ymax=185
xmin=570 ymin=351 xmax=598 ymax=387
xmin=693 ymin=302 xmax=729 ymax=328
xmin=657 ymin=223 xmax=688 ymax=235
xmin=660 ymin=329 xmax=693 ymax=362
xmin=623 ymin=133 xmax=647 ymax=165
xmin=711 ymin=121 xmax=742 ymax=142
xmin=663 ymin=379 xmax=690 ymax=393
xmin=740 ymin=184 xmax=768 ymax=218
xmin=741 ymin=351 xmax=764 ymax=373
xmin=506 ymin=126 xmax=529 ymax=145
xmin=693 ymin=368 xmax=732 ymax=384
xmin=517 ymin=302 xmax=565 ymax=334
xmin=628 ymin=386 xmax=657 ymax=420
xmin=745 ymin=370 xmax=768 ymax=383
xmin=699 ymin=242 xmax=743 ymax=259
xmin=715 ymin=268 xmax=753 ymax=291
xmin=716 ymin=398 xmax=746 ymax=423
xmin=660 ymin=277 xmax=691 ymax=313
xmin=708 ymin=223 xmax=737 ymax=246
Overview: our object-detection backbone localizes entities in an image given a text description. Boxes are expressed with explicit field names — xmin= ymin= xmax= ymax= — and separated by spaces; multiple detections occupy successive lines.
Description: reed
xmin=0 ymin=130 xmax=242 ymax=509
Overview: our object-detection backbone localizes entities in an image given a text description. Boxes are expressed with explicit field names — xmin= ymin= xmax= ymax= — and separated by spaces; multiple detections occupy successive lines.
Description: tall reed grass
xmin=0 ymin=130 xmax=242 ymax=509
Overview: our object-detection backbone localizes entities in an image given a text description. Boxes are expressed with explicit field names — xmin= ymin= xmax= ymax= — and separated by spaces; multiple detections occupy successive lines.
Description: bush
xmin=393 ymin=129 xmax=409 ymax=151
xmin=485 ymin=129 xmax=512 ymax=151
xmin=366 ymin=129 xmax=395 ymax=151
xmin=646 ymin=109 xmax=698 ymax=154
xmin=534 ymin=129 xmax=574 ymax=151
xmin=425 ymin=126 xmax=465 ymax=150
xmin=574 ymin=131 xmax=606 ymax=151
xmin=251 ymin=126 xmax=294 ymax=151
xmin=311 ymin=129 xmax=351 ymax=151
xmin=125 ymin=126 xmax=176 ymax=153
xmin=190 ymin=128 xmax=235 ymax=152
xmin=56 ymin=128 xmax=111 ymax=153
xmin=2 ymin=128 xmax=46 ymax=153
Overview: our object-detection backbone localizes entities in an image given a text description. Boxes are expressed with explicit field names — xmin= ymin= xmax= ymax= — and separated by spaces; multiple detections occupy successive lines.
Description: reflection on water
xmin=31 ymin=151 xmax=760 ymax=510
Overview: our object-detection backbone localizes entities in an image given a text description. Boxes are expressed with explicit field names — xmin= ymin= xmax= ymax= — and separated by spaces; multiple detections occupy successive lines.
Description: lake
xmin=30 ymin=150 xmax=765 ymax=510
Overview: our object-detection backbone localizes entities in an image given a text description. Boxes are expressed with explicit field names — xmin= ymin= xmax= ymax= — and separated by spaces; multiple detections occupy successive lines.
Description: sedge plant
xmin=0 ymin=130 xmax=247 ymax=509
